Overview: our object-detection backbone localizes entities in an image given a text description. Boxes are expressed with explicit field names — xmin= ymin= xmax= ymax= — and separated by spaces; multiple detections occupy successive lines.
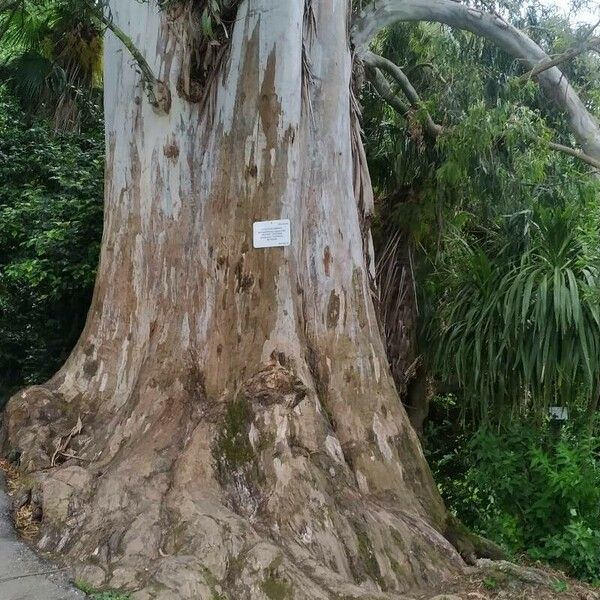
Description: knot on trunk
xmin=149 ymin=80 xmax=172 ymax=115
xmin=2 ymin=386 xmax=74 ymax=472
xmin=242 ymin=364 xmax=308 ymax=409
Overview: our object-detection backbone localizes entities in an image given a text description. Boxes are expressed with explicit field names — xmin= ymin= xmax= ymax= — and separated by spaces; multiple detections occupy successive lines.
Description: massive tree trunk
xmin=2 ymin=1 xmax=463 ymax=599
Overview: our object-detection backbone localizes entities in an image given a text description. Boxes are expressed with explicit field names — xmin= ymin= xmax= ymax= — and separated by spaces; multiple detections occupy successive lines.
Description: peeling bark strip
xmin=351 ymin=0 xmax=600 ymax=162
xmin=2 ymin=1 xmax=464 ymax=599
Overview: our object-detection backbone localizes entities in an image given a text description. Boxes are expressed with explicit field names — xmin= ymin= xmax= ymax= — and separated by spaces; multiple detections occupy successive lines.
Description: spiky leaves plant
xmin=426 ymin=200 xmax=600 ymax=422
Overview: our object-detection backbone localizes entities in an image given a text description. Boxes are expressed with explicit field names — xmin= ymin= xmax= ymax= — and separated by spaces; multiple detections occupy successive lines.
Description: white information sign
xmin=549 ymin=406 xmax=569 ymax=421
xmin=253 ymin=219 xmax=291 ymax=249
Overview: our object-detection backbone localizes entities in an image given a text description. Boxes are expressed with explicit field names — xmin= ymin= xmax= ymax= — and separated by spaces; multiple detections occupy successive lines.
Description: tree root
xmin=1 ymin=378 xmax=465 ymax=600
xmin=444 ymin=515 xmax=506 ymax=565
xmin=476 ymin=558 xmax=559 ymax=587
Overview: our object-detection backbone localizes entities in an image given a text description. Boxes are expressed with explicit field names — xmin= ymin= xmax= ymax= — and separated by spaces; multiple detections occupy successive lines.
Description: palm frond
xmin=0 ymin=0 xmax=102 ymax=130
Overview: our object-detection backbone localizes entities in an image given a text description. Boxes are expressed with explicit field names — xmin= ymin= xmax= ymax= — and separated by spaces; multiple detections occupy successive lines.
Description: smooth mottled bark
xmin=2 ymin=1 xmax=462 ymax=599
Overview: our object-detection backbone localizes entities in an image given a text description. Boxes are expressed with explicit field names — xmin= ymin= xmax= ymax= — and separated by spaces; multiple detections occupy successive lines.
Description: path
xmin=0 ymin=473 xmax=86 ymax=600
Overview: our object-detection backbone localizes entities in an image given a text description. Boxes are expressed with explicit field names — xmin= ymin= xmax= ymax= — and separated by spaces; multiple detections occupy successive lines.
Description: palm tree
xmin=0 ymin=0 xmax=102 ymax=130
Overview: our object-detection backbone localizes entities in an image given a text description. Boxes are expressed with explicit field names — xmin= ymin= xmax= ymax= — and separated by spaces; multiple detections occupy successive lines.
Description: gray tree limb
xmin=548 ymin=141 xmax=600 ymax=170
xmin=519 ymin=36 xmax=600 ymax=82
xmin=364 ymin=64 xmax=412 ymax=117
xmin=351 ymin=0 xmax=600 ymax=162
xmin=363 ymin=53 xmax=600 ymax=171
xmin=363 ymin=51 xmax=444 ymax=137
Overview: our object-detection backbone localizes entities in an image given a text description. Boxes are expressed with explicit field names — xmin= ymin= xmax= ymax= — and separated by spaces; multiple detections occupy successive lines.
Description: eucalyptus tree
xmin=2 ymin=1 xmax=600 ymax=599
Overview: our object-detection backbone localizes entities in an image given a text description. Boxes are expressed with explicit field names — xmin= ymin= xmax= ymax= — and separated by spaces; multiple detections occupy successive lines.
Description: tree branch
xmin=363 ymin=53 xmax=600 ymax=172
xmin=548 ymin=141 xmax=600 ymax=171
xmin=365 ymin=64 xmax=412 ymax=118
xmin=363 ymin=51 xmax=443 ymax=137
xmin=84 ymin=0 xmax=171 ymax=114
xmin=351 ymin=0 xmax=600 ymax=162
xmin=518 ymin=36 xmax=600 ymax=82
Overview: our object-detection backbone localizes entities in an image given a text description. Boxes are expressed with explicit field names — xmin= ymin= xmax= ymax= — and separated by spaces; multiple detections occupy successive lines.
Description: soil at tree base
xmin=0 ymin=470 xmax=86 ymax=600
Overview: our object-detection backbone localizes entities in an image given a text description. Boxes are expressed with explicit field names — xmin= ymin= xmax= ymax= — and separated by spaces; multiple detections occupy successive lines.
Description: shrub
xmin=0 ymin=85 xmax=103 ymax=405
xmin=423 ymin=204 xmax=600 ymax=423
xmin=426 ymin=406 xmax=600 ymax=582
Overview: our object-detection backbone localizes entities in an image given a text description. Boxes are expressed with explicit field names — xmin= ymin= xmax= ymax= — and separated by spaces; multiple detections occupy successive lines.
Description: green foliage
xmin=426 ymin=408 xmax=600 ymax=582
xmin=425 ymin=203 xmax=600 ymax=420
xmin=551 ymin=580 xmax=569 ymax=593
xmin=365 ymin=8 xmax=600 ymax=423
xmin=0 ymin=0 xmax=102 ymax=129
xmin=364 ymin=2 xmax=600 ymax=584
xmin=367 ymin=15 xmax=600 ymax=578
xmin=482 ymin=577 xmax=499 ymax=590
xmin=74 ymin=580 xmax=96 ymax=594
xmin=0 ymin=85 xmax=103 ymax=405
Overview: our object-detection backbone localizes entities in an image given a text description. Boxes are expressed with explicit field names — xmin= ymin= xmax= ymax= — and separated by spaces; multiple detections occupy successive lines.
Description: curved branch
xmin=363 ymin=51 xmax=443 ymax=137
xmin=365 ymin=64 xmax=412 ymax=117
xmin=351 ymin=0 xmax=600 ymax=161
xmin=365 ymin=55 xmax=600 ymax=171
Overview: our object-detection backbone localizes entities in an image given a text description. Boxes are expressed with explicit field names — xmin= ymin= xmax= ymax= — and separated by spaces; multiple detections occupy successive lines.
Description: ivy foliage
xmin=0 ymin=85 xmax=103 ymax=405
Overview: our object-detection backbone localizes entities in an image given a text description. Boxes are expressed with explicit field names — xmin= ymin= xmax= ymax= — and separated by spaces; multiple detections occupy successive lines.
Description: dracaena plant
xmin=424 ymin=201 xmax=600 ymax=422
